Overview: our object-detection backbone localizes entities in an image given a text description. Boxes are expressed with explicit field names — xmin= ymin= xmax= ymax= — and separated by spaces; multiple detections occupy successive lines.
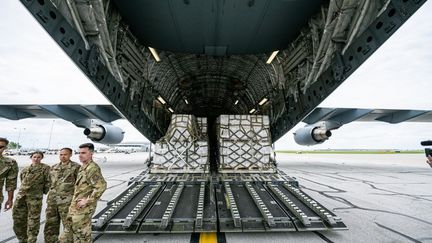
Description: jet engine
xmin=293 ymin=124 xmax=333 ymax=146
xmin=83 ymin=124 xmax=124 ymax=144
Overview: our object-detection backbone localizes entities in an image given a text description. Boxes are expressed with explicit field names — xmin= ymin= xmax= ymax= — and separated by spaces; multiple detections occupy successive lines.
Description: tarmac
xmin=1 ymin=152 xmax=431 ymax=242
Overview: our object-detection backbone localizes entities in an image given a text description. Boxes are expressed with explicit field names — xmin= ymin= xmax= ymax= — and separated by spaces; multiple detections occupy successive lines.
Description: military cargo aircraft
xmin=6 ymin=0 xmax=427 ymax=235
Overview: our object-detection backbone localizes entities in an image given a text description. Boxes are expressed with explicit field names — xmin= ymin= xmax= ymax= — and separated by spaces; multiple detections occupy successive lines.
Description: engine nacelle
xmin=83 ymin=124 xmax=124 ymax=144
xmin=293 ymin=125 xmax=332 ymax=146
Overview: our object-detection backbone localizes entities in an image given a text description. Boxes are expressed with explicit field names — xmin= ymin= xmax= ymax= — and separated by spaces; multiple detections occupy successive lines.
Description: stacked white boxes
xmin=151 ymin=114 xmax=209 ymax=173
xmin=152 ymin=114 xmax=274 ymax=173
xmin=196 ymin=117 xmax=208 ymax=138
xmin=217 ymin=115 xmax=275 ymax=173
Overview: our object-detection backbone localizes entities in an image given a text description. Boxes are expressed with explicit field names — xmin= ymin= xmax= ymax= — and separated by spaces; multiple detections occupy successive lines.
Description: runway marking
xmin=0 ymin=236 xmax=16 ymax=243
xmin=199 ymin=232 xmax=217 ymax=243
xmin=375 ymin=222 xmax=422 ymax=243
xmin=190 ymin=232 xmax=226 ymax=243
xmin=299 ymin=178 xmax=432 ymax=226
xmin=334 ymin=174 xmax=432 ymax=202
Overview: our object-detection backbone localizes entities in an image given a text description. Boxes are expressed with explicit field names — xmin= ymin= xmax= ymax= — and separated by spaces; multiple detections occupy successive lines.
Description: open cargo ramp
xmin=92 ymin=170 xmax=347 ymax=233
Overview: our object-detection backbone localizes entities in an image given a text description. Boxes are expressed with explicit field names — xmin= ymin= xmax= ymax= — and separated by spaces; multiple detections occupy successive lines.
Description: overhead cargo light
xmin=249 ymin=108 xmax=256 ymax=114
xmin=258 ymin=97 xmax=268 ymax=106
xmin=168 ymin=107 xmax=174 ymax=113
xmin=157 ymin=96 xmax=166 ymax=105
xmin=184 ymin=99 xmax=189 ymax=104
xmin=148 ymin=47 xmax=161 ymax=62
xmin=266 ymin=50 xmax=279 ymax=64
xmin=234 ymin=99 xmax=239 ymax=105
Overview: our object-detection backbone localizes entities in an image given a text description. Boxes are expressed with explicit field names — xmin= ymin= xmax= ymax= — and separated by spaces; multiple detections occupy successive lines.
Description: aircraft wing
xmin=0 ymin=104 xmax=123 ymax=127
xmin=1 ymin=105 xmax=431 ymax=146
xmin=294 ymin=107 xmax=432 ymax=146
xmin=303 ymin=108 xmax=432 ymax=125
xmin=2 ymin=105 xmax=431 ymax=128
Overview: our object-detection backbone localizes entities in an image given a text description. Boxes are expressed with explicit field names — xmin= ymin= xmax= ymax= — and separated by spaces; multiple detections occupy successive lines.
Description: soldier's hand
xmin=4 ymin=199 xmax=13 ymax=211
xmin=76 ymin=198 xmax=88 ymax=209
xmin=427 ymin=155 xmax=432 ymax=168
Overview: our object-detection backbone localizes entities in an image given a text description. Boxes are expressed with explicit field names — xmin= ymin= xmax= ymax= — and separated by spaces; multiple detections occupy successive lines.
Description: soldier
xmin=0 ymin=137 xmax=18 ymax=212
xmin=60 ymin=143 xmax=106 ymax=243
xmin=44 ymin=148 xmax=80 ymax=243
xmin=13 ymin=151 xmax=50 ymax=243
xmin=427 ymin=155 xmax=432 ymax=168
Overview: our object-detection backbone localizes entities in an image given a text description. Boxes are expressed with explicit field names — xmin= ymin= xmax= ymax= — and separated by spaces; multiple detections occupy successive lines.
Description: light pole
xmin=47 ymin=120 xmax=55 ymax=150
xmin=14 ymin=127 xmax=26 ymax=152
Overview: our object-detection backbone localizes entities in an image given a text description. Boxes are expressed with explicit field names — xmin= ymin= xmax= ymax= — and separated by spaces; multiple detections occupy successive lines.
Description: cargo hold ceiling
xmin=112 ymin=0 xmax=324 ymax=55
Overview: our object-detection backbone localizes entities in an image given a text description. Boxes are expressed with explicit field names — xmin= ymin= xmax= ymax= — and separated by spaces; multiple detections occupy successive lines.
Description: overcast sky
xmin=0 ymin=0 xmax=431 ymax=150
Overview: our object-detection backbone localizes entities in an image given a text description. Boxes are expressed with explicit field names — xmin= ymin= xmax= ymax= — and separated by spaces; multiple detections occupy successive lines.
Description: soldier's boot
xmin=12 ymin=196 xmax=28 ymax=243
xmin=27 ymin=197 xmax=43 ymax=243
xmin=44 ymin=202 xmax=60 ymax=243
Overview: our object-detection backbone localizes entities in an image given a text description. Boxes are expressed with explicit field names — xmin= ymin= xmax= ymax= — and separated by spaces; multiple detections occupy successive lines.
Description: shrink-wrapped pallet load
xmin=151 ymin=114 xmax=209 ymax=173
xmin=217 ymin=115 xmax=275 ymax=173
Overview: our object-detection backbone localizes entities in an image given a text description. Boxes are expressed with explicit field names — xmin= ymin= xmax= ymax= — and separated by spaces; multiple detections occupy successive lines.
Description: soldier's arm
xmin=87 ymin=167 xmax=107 ymax=205
xmin=5 ymin=160 xmax=18 ymax=194
xmin=20 ymin=167 xmax=24 ymax=182
xmin=4 ymin=161 xmax=18 ymax=210
xmin=43 ymin=166 xmax=51 ymax=194
xmin=74 ymin=164 xmax=80 ymax=180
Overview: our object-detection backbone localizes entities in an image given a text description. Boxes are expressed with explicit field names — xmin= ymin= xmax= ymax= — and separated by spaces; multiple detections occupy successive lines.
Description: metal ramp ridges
xmin=92 ymin=172 xmax=347 ymax=233
xmin=161 ymin=183 xmax=184 ymax=228
xmin=96 ymin=182 xmax=147 ymax=228
xmin=245 ymin=182 xmax=275 ymax=227
xmin=195 ymin=182 xmax=206 ymax=229
xmin=224 ymin=182 xmax=242 ymax=228
xmin=282 ymin=183 xmax=337 ymax=225
xmin=123 ymin=184 xmax=161 ymax=228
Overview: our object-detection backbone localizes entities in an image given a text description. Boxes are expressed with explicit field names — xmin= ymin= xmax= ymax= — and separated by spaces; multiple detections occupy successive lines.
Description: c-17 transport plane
xmin=14 ymin=0 xmax=427 ymax=235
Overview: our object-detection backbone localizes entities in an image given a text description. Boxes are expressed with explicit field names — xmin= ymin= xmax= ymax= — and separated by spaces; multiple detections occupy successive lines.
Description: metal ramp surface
xmin=92 ymin=170 xmax=347 ymax=233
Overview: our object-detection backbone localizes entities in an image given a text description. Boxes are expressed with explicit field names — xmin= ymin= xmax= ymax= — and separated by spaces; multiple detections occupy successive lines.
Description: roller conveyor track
xmin=93 ymin=171 xmax=347 ymax=233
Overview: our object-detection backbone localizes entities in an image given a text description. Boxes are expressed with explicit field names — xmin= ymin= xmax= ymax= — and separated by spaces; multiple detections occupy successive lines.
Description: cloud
xmin=0 ymin=0 xmax=108 ymax=105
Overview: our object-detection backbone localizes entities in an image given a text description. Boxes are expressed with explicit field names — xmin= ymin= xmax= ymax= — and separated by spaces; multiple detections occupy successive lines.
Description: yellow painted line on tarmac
xmin=199 ymin=232 xmax=218 ymax=243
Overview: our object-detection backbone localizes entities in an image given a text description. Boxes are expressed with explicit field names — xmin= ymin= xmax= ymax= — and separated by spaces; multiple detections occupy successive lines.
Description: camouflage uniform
xmin=0 ymin=156 xmax=18 ymax=211
xmin=60 ymin=160 xmax=106 ymax=243
xmin=13 ymin=162 xmax=50 ymax=243
xmin=44 ymin=160 xmax=80 ymax=243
